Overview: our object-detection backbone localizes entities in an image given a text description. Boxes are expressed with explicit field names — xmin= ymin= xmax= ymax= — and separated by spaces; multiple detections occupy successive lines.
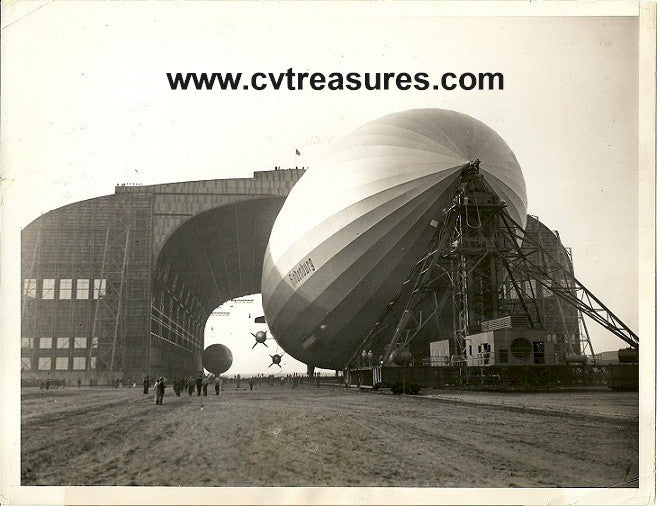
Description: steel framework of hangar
xmin=21 ymin=169 xmax=304 ymax=383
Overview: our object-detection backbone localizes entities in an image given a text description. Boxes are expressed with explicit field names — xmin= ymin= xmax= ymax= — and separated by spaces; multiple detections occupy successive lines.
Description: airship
xmin=261 ymin=109 xmax=527 ymax=370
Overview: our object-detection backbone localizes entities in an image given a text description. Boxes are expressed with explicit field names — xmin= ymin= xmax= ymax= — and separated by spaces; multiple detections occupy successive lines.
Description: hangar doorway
xmin=204 ymin=294 xmax=271 ymax=376
xmin=204 ymin=294 xmax=337 ymax=376
xmin=150 ymin=197 xmax=287 ymax=378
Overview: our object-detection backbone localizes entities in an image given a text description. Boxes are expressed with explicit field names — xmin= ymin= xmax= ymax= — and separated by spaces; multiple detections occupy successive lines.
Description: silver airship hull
xmin=261 ymin=109 xmax=527 ymax=370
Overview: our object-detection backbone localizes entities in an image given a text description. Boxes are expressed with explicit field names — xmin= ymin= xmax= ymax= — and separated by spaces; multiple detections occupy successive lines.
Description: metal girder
xmin=90 ymin=199 xmax=135 ymax=374
xmin=499 ymin=212 xmax=638 ymax=349
xmin=21 ymin=220 xmax=43 ymax=368
xmin=348 ymin=161 xmax=637 ymax=370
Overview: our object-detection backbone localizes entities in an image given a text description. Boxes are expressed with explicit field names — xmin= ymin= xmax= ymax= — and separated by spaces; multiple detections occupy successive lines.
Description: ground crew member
xmin=143 ymin=375 xmax=150 ymax=394
xmin=155 ymin=376 xmax=165 ymax=405
xmin=195 ymin=375 xmax=203 ymax=396
xmin=214 ymin=375 xmax=222 ymax=395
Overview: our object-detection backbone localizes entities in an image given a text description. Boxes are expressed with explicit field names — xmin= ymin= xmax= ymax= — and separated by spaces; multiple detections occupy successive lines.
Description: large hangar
xmin=22 ymin=109 xmax=634 ymax=385
xmin=21 ymin=169 xmax=304 ymax=383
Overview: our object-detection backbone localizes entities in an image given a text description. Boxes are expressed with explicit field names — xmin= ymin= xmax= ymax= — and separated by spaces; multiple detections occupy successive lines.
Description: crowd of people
xmin=38 ymin=378 xmax=68 ymax=390
xmin=143 ymin=373 xmax=225 ymax=405
xmin=143 ymin=371 xmax=325 ymax=405
xmin=30 ymin=370 xmax=329 ymax=399
xmin=35 ymin=377 xmax=102 ymax=389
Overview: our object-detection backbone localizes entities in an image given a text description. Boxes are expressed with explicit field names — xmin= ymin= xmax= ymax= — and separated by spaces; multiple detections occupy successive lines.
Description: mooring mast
xmin=349 ymin=161 xmax=637 ymax=368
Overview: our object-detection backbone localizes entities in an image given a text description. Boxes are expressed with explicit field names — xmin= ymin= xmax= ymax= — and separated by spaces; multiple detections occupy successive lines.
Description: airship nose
xmin=262 ymin=108 xmax=527 ymax=370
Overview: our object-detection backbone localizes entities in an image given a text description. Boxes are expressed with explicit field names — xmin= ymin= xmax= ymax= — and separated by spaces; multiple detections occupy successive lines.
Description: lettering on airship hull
xmin=287 ymin=257 xmax=316 ymax=287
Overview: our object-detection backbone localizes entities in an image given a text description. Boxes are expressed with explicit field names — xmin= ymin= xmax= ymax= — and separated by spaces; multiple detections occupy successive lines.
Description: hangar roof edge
xmin=114 ymin=168 xmax=305 ymax=193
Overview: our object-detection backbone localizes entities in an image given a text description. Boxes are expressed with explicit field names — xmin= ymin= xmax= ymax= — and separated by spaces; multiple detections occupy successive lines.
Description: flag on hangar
xmin=295 ymin=148 xmax=301 ymax=156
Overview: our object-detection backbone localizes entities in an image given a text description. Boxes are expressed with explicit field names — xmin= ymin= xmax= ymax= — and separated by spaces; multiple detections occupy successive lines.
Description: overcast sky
xmin=1 ymin=2 xmax=643 ymax=366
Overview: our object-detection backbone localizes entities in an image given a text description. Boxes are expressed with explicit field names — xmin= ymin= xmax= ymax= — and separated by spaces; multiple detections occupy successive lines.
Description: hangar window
xmin=541 ymin=280 xmax=553 ymax=297
xmin=23 ymin=279 xmax=37 ymax=299
xmin=42 ymin=279 xmax=55 ymax=299
xmin=38 ymin=357 xmax=52 ymax=370
xmin=21 ymin=337 xmax=32 ymax=349
xmin=39 ymin=338 xmax=52 ymax=349
xmin=74 ymin=338 xmax=87 ymax=349
xmin=59 ymin=279 xmax=72 ymax=299
xmin=93 ymin=279 xmax=106 ymax=299
xmin=506 ymin=282 xmax=518 ymax=299
xmin=90 ymin=337 xmax=98 ymax=349
xmin=21 ymin=357 xmax=31 ymax=371
xmin=55 ymin=357 xmax=69 ymax=370
xmin=76 ymin=279 xmax=89 ymax=299
xmin=89 ymin=356 xmax=97 ymax=369
xmin=524 ymin=280 xmax=537 ymax=296
xmin=72 ymin=357 xmax=86 ymax=370
xmin=57 ymin=338 xmax=70 ymax=349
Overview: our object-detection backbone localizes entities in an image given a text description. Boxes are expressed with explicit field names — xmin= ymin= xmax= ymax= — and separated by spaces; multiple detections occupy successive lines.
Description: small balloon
xmin=203 ymin=344 xmax=233 ymax=374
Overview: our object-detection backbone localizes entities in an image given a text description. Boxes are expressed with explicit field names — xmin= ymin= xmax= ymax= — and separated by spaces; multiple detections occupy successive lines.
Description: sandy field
xmin=21 ymin=384 xmax=638 ymax=487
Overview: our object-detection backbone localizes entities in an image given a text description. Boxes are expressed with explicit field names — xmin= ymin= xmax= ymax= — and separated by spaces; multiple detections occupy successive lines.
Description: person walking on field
xmin=195 ymin=375 xmax=203 ymax=396
xmin=214 ymin=375 xmax=222 ymax=395
xmin=143 ymin=375 xmax=150 ymax=394
xmin=202 ymin=375 xmax=209 ymax=396
xmin=154 ymin=376 xmax=165 ymax=405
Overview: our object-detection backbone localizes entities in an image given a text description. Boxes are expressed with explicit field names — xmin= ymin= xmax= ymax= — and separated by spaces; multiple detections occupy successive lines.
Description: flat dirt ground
xmin=21 ymin=384 xmax=639 ymax=487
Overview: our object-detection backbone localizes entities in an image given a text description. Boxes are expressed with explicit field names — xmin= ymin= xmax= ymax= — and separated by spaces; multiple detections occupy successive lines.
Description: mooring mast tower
xmin=350 ymin=161 xmax=637 ymax=368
